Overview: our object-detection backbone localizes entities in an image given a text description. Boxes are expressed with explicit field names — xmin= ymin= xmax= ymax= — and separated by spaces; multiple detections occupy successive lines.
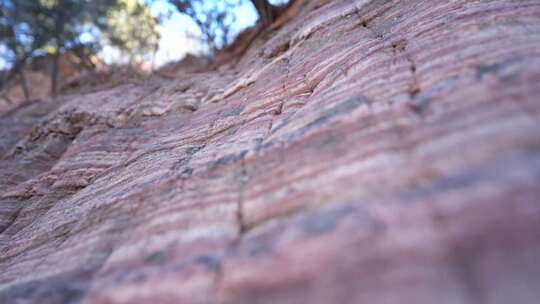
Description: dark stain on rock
xmin=264 ymin=39 xmax=291 ymax=58
xmin=0 ymin=272 xmax=87 ymax=304
xmin=247 ymin=242 xmax=274 ymax=257
xmin=145 ymin=251 xmax=167 ymax=264
xmin=476 ymin=58 xmax=520 ymax=80
xmin=132 ymin=272 xmax=148 ymax=283
xmin=222 ymin=105 xmax=245 ymax=117
xmin=450 ymin=246 xmax=485 ymax=304
xmin=180 ymin=167 xmax=193 ymax=178
xmin=267 ymin=112 xmax=294 ymax=137
xmin=302 ymin=205 xmax=385 ymax=237
xmin=408 ymin=97 xmax=431 ymax=115
xmin=194 ymin=254 xmax=221 ymax=273
xmin=186 ymin=145 xmax=204 ymax=155
xmin=172 ymin=82 xmax=192 ymax=93
xmin=180 ymin=104 xmax=198 ymax=112
xmin=304 ymin=95 xmax=372 ymax=131
xmin=171 ymin=145 xmax=204 ymax=171
xmin=172 ymin=157 xmax=188 ymax=171
xmin=210 ymin=150 xmax=248 ymax=168
xmin=301 ymin=206 xmax=355 ymax=236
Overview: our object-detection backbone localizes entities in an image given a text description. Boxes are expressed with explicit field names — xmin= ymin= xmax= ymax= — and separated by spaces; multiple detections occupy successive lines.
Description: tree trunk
xmin=18 ymin=70 xmax=29 ymax=101
xmin=50 ymin=50 xmax=60 ymax=95
xmin=4 ymin=17 xmax=30 ymax=100
xmin=51 ymin=4 xmax=65 ymax=96
xmin=250 ymin=0 xmax=278 ymax=26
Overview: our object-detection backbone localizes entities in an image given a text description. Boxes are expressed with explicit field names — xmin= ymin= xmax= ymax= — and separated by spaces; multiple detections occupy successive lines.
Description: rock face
xmin=1 ymin=0 xmax=539 ymax=303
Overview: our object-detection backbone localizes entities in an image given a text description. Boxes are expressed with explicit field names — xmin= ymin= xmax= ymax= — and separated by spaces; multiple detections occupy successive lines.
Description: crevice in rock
xmin=354 ymin=0 xmax=393 ymax=30
xmin=264 ymin=40 xmax=291 ymax=59
xmin=427 ymin=205 xmax=487 ymax=304
xmin=0 ymin=218 xmax=78 ymax=264
xmin=172 ymin=145 xmax=205 ymax=190
xmin=2 ymin=1 xmax=539 ymax=302
xmin=354 ymin=2 xmax=426 ymax=110
xmin=289 ymin=2 xmax=361 ymax=49
xmin=0 ymin=107 xmax=135 ymax=247
xmin=391 ymin=40 xmax=425 ymax=114
xmin=0 ymin=185 xmax=86 ymax=239
xmin=235 ymin=156 xmax=248 ymax=241
xmin=0 ymin=203 xmax=23 ymax=235
xmin=0 ymin=115 xmax=89 ymax=236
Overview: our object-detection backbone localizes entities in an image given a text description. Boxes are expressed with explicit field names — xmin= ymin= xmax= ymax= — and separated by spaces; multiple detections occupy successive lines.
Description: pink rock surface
xmin=1 ymin=0 xmax=540 ymax=303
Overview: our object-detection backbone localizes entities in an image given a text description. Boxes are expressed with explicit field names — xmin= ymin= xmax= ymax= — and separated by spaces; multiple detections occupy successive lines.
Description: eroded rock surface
xmin=1 ymin=0 xmax=540 ymax=303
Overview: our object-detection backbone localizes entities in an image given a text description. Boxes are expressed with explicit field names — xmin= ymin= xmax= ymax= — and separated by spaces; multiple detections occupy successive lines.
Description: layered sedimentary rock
xmin=1 ymin=0 xmax=540 ymax=303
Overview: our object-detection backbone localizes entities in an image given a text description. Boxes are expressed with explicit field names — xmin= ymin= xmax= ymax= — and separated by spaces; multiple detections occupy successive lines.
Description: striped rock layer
xmin=1 ymin=0 xmax=539 ymax=303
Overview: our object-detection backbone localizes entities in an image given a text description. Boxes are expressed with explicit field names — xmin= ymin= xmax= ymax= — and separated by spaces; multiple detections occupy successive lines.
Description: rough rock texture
xmin=1 ymin=0 xmax=540 ymax=303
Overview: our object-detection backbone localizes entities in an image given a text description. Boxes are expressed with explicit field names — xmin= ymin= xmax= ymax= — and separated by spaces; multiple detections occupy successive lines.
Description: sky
xmin=0 ymin=0 xmax=289 ymax=70
xmin=146 ymin=0 xmax=290 ymax=67
xmin=147 ymin=0 xmax=259 ymax=67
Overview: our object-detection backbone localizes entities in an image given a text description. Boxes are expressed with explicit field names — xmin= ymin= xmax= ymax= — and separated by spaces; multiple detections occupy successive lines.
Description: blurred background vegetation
xmin=0 ymin=0 xmax=288 ymax=102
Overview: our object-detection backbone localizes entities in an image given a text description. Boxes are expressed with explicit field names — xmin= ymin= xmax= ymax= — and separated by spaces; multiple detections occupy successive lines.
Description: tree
xmin=35 ymin=0 xmax=121 ymax=95
xmin=168 ymin=0 xmax=281 ymax=53
xmin=1 ymin=0 xmax=284 ymax=99
xmin=250 ymin=0 xmax=280 ymax=26
xmin=0 ymin=0 xmax=160 ymax=97
xmin=103 ymin=0 xmax=161 ymax=67
xmin=0 ymin=0 xmax=48 ymax=100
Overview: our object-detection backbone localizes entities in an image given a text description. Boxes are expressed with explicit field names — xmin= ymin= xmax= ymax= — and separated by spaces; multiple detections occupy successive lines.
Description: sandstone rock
xmin=1 ymin=0 xmax=539 ymax=303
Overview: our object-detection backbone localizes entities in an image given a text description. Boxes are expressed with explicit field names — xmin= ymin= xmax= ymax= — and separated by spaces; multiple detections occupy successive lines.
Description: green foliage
xmin=35 ymin=0 xmax=119 ymax=51
xmin=0 ymin=1 xmax=40 ymax=68
xmin=0 ymin=0 xmax=160 ymax=94
xmin=168 ymin=0 xmax=278 ymax=52
xmin=0 ymin=0 xmax=283 ymax=97
xmin=168 ymin=0 xmax=244 ymax=52
xmin=104 ymin=0 xmax=161 ymax=65
xmin=0 ymin=0 xmax=49 ymax=97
